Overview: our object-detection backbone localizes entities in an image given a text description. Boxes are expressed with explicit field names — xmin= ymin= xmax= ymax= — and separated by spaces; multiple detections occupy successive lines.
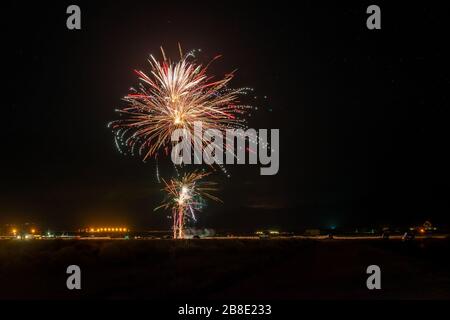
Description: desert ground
xmin=1 ymin=238 xmax=449 ymax=299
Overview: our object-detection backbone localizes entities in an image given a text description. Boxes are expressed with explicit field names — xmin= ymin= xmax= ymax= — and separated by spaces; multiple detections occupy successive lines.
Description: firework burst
xmin=155 ymin=171 xmax=221 ymax=239
xmin=108 ymin=46 xmax=253 ymax=165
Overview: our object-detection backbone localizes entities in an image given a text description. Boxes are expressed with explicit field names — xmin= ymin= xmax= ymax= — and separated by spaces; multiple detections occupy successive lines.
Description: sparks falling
xmin=154 ymin=171 xmax=221 ymax=239
xmin=108 ymin=45 xmax=253 ymax=163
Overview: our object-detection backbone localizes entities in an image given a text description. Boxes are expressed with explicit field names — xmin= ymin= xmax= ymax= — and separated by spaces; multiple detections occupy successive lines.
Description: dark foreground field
xmin=1 ymin=238 xmax=449 ymax=299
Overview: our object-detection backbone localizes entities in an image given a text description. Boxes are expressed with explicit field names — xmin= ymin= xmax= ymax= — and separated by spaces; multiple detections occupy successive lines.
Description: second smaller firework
xmin=155 ymin=171 xmax=221 ymax=239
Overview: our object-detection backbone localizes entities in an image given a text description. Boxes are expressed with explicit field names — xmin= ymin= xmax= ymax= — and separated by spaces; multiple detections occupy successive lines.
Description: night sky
xmin=1 ymin=1 xmax=449 ymax=231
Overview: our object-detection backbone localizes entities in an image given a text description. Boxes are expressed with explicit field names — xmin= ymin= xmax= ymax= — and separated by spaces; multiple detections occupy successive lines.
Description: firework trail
xmin=108 ymin=45 xmax=254 ymax=168
xmin=154 ymin=170 xmax=221 ymax=239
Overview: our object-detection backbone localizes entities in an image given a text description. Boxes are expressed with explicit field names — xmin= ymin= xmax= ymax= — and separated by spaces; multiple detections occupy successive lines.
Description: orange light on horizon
xmin=31 ymin=229 xmax=36 ymax=234
xmin=87 ymin=227 xmax=129 ymax=233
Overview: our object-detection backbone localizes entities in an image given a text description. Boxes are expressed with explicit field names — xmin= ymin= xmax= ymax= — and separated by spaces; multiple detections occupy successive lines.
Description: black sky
xmin=1 ymin=1 xmax=449 ymax=231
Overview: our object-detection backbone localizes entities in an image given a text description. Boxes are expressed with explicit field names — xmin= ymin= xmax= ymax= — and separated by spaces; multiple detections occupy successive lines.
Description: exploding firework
xmin=108 ymin=45 xmax=253 ymax=168
xmin=155 ymin=171 xmax=221 ymax=239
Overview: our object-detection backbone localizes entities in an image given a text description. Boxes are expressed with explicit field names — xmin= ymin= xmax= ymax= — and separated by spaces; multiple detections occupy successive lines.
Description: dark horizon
xmin=1 ymin=1 xmax=449 ymax=231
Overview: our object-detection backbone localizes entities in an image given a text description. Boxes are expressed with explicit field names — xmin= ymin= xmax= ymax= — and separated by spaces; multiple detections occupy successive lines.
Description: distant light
xmin=89 ymin=227 xmax=129 ymax=233
xmin=420 ymin=228 xmax=425 ymax=233
xmin=31 ymin=229 xmax=36 ymax=234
